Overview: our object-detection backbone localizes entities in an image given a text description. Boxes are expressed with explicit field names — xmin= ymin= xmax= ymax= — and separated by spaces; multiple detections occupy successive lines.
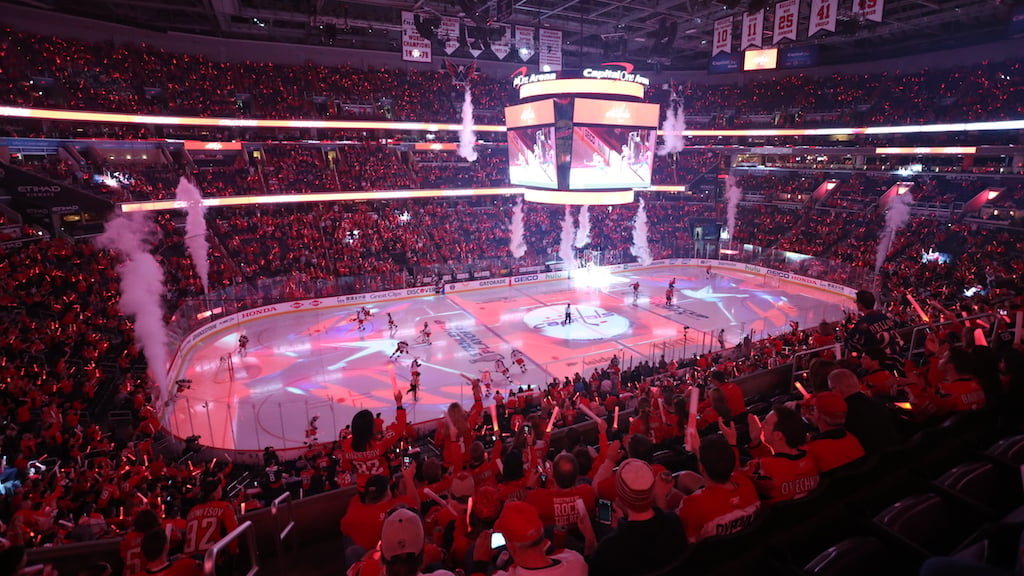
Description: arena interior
xmin=0 ymin=0 xmax=1023 ymax=575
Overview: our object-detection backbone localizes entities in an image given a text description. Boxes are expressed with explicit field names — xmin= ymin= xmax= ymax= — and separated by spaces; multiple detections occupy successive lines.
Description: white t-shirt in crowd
xmin=493 ymin=550 xmax=588 ymax=576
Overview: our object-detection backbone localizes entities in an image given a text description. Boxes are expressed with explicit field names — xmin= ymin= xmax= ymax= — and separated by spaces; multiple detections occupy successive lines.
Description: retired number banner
xmin=809 ymin=0 xmax=838 ymax=36
xmin=773 ymin=0 xmax=799 ymax=43
xmin=713 ymin=17 xmax=733 ymax=56
xmin=852 ymin=0 xmax=884 ymax=22
xmin=742 ymin=9 xmax=764 ymax=50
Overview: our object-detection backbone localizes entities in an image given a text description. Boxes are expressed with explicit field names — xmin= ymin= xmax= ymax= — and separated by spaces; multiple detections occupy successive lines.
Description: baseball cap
xmin=449 ymin=472 xmax=475 ymax=500
xmin=473 ymin=486 xmax=502 ymax=521
xmin=808 ymin=392 xmax=848 ymax=420
xmin=380 ymin=508 xmax=424 ymax=561
xmin=616 ymin=458 xmax=655 ymax=512
xmin=494 ymin=501 xmax=544 ymax=545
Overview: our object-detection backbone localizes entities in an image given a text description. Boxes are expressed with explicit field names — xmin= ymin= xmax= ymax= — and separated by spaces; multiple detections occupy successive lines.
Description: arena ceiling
xmin=8 ymin=0 xmax=1020 ymax=70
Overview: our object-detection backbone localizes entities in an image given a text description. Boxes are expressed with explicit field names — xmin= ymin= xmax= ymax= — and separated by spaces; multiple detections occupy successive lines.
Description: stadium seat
xmin=931 ymin=460 xmax=1024 ymax=519
xmin=870 ymin=493 xmax=983 ymax=561
xmin=983 ymin=434 xmax=1024 ymax=469
xmin=802 ymin=536 xmax=888 ymax=576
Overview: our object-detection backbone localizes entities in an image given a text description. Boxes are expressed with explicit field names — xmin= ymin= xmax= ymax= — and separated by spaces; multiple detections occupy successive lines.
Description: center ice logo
xmin=523 ymin=305 xmax=630 ymax=341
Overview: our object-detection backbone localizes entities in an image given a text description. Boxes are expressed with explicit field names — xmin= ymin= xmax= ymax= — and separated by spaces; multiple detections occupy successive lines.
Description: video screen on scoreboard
xmin=744 ymin=48 xmax=778 ymax=71
xmin=507 ymin=126 xmax=558 ymax=189
xmin=568 ymin=126 xmax=655 ymax=190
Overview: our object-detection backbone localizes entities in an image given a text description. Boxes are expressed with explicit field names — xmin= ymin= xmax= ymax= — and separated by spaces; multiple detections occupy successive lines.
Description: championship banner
xmin=516 ymin=25 xmax=535 ymax=61
xmin=441 ymin=16 xmax=461 ymax=54
xmin=852 ymin=0 xmax=884 ymax=23
xmin=538 ymin=28 xmax=562 ymax=71
xmin=742 ymin=9 xmax=764 ymax=50
xmin=713 ymin=17 xmax=733 ymax=56
xmin=491 ymin=24 xmax=512 ymax=60
xmin=402 ymin=11 xmax=432 ymax=62
xmin=809 ymin=0 xmax=837 ymax=36
xmin=773 ymin=0 xmax=799 ymax=43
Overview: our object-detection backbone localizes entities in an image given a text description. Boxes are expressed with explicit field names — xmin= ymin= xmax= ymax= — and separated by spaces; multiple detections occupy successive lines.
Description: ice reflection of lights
xmin=285 ymin=387 xmax=308 ymax=395
xmin=572 ymin=266 xmax=620 ymax=290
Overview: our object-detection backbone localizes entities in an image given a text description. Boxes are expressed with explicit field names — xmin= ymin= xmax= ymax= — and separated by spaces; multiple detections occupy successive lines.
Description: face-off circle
xmin=523 ymin=305 xmax=630 ymax=341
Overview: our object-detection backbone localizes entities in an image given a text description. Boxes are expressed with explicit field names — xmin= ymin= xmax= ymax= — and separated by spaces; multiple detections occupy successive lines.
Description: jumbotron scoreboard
xmin=505 ymin=64 xmax=659 ymax=205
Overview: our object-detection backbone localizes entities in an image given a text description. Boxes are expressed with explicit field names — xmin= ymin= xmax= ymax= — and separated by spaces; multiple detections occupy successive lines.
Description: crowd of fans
xmin=3 ymin=27 xmax=1024 ymax=128
xmin=1 ymin=20 xmax=1023 ymax=576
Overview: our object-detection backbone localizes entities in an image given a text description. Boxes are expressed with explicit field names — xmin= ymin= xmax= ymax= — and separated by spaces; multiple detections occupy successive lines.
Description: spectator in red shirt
xmin=723 ymin=406 xmax=821 ymax=504
xmin=340 ymin=466 xmax=420 ymax=565
xmin=802 ymin=392 xmax=866 ymax=474
xmin=677 ymin=435 xmax=761 ymax=543
xmin=525 ymin=453 xmax=596 ymax=549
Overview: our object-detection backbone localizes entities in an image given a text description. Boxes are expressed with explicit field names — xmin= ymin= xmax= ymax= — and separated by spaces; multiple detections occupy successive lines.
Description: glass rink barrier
xmin=160 ymin=243 xmax=870 ymax=457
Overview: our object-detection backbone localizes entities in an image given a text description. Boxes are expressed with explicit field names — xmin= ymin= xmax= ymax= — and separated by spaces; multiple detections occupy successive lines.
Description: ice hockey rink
xmin=165 ymin=265 xmax=853 ymax=453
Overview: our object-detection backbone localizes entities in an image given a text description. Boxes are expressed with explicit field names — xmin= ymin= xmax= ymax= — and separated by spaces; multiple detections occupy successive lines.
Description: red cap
xmin=808 ymin=391 xmax=848 ymax=419
xmin=494 ymin=501 xmax=544 ymax=545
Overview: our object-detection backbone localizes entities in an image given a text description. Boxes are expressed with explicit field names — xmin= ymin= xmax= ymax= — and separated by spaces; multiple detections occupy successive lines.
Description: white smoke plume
xmin=559 ymin=205 xmax=578 ymax=271
xmin=96 ymin=213 xmax=170 ymax=391
xmin=657 ymin=99 xmax=686 ymax=156
xmin=630 ymin=198 xmax=653 ymax=265
xmin=510 ymin=196 xmax=527 ymax=259
xmin=725 ymin=174 xmax=742 ymax=240
xmin=174 ymin=177 xmax=210 ymax=294
xmin=875 ymin=191 xmax=915 ymax=273
xmin=458 ymin=87 xmax=478 ymax=162
xmin=574 ymin=205 xmax=591 ymax=249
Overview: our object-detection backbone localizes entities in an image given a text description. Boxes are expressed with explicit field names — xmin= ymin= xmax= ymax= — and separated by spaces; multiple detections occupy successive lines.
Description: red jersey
xmin=184 ymin=500 xmax=239 ymax=556
xmin=742 ymin=451 xmax=820 ymax=504
xmin=911 ymin=376 xmax=986 ymax=417
xmin=121 ymin=530 xmax=147 ymax=576
xmin=805 ymin=429 xmax=865 ymax=473
xmin=678 ymin=473 xmax=761 ymax=543
xmin=935 ymin=377 xmax=986 ymax=412
xmin=339 ymin=495 xmax=416 ymax=552
xmin=339 ymin=408 xmax=406 ymax=488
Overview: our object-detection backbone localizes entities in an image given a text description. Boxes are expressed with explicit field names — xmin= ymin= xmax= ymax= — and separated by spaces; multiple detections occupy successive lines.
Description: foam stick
xmin=423 ymin=488 xmax=457 ymax=514
xmin=389 ymin=364 xmax=398 ymax=393
xmin=612 ymin=406 xmax=620 ymax=430
xmin=685 ymin=386 xmax=699 ymax=453
xmin=973 ymin=328 xmax=987 ymax=347
xmin=490 ymin=404 xmax=500 ymax=434
xmin=546 ymin=407 xmax=560 ymax=433
xmin=1015 ymin=312 xmax=1023 ymax=345
xmin=907 ymin=294 xmax=929 ymax=323
xmin=795 ymin=382 xmax=810 ymax=399
xmin=577 ymin=402 xmax=599 ymax=424
xmin=466 ymin=496 xmax=473 ymax=528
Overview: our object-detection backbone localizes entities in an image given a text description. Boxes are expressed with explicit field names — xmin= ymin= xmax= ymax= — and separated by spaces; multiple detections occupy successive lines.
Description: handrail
xmin=271 ymin=492 xmax=297 ymax=576
xmin=789 ymin=343 xmax=840 ymax=386
xmin=204 ymin=520 xmax=258 ymax=576
xmin=906 ymin=312 xmax=997 ymax=362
